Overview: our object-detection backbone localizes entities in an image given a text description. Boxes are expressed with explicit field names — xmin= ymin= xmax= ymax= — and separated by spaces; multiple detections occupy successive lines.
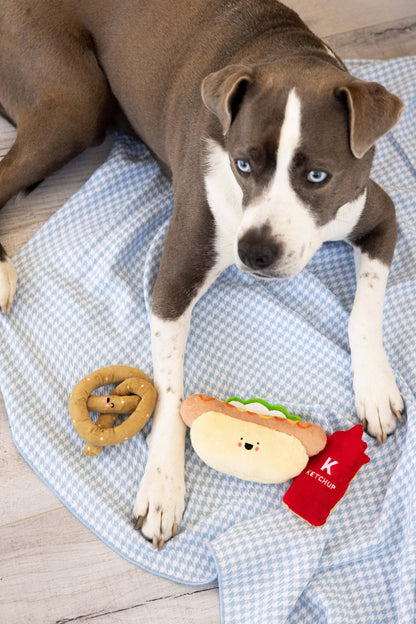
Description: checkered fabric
xmin=1 ymin=57 xmax=415 ymax=623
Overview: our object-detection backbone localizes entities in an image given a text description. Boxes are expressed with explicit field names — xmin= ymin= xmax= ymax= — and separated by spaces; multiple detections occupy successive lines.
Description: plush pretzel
xmin=69 ymin=365 xmax=157 ymax=456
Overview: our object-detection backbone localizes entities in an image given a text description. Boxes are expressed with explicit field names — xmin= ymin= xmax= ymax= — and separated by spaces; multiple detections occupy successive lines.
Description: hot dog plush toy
xmin=180 ymin=394 xmax=327 ymax=483
xmin=181 ymin=394 xmax=371 ymax=526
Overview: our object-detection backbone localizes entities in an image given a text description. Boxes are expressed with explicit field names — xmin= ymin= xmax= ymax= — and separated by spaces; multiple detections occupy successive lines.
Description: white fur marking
xmin=323 ymin=189 xmax=367 ymax=242
xmin=0 ymin=256 xmax=17 ymax=314
xmin=238 ymin=89 xmax=322 ymax=277
xmin=274 ymin=89 xmax=302 ymax=179
xmin=133 ymin=312 xmax=188 ymax=543
xmin=349 ymin=251 xmax=403 ymax=441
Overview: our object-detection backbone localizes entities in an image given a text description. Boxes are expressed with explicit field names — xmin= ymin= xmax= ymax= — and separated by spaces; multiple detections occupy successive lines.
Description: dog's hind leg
xmin=0 ymin=70 xmax=114 ymax=312
xmin=0 ymin=87 xmax=114 ymax=210
xmin=0 ymin=244 xmax=17 ymax=314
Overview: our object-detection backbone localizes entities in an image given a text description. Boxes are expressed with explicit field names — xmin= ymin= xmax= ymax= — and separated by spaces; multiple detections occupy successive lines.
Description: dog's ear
xmin=335 ymin=80 xmax=404 ymax=159
xmin=201 ymin=65 xmax=253 ymax=134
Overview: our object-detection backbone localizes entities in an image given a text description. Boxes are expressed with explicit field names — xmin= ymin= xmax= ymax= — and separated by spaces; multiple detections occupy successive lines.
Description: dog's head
xmin=202 ymin=60 xmax=404 ymax=278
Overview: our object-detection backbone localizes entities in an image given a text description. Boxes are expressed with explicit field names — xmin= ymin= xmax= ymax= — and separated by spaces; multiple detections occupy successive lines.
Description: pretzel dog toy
xmin=69 ymin=365 xmax=157 ymax=456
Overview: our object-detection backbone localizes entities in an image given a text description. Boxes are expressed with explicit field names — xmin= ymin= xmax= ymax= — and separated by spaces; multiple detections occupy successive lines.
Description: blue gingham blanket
xmin=1 ymin=57 xmax=415 ymax=623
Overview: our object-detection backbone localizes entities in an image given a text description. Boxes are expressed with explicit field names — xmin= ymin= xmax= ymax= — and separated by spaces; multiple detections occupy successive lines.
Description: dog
xmin=0 ymin=0 xmax=405 ymax=549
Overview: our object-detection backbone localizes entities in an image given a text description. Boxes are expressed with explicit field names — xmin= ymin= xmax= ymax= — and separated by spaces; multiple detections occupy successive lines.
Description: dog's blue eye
xmin=236 ymin=159 xmax=251 ymax=174
xmin=307 ymin=170 xmax=328 ymax=183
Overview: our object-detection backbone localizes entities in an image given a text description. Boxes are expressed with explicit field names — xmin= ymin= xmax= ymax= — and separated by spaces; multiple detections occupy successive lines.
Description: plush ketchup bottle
xmin=283 ymin=424 xmax=370 ymax=526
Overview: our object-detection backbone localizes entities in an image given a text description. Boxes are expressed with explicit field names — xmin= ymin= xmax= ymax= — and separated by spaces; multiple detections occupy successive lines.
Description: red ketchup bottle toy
xmin=283 ymin=424 xmax=370 ymax=526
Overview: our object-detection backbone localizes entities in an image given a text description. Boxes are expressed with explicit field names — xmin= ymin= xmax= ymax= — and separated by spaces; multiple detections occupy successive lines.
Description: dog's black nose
xmin=238 ymin=231 xmax=281 ymax=271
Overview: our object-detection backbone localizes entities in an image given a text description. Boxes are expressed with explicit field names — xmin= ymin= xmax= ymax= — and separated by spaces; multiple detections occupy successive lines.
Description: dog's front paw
xmin=0 ymin=256 xmax=17 ymax=314
xmin=133 ymin=459 xmax=185 ymax=550
xmin=353 ymin=360 xmax=404 ymax=445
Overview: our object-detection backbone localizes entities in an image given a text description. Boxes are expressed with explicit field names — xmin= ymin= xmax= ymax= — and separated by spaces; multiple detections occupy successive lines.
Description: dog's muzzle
xmin=237 ymin=229 xmax=282 ymax=274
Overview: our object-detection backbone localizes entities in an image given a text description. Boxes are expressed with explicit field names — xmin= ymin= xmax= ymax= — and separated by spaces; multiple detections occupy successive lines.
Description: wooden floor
xmin=1 ymin=2 xmax=415 ymax=622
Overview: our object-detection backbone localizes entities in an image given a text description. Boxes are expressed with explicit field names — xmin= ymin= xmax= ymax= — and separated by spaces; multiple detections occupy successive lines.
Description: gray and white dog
xmin=0 ymin=0 xmax=404 ymax=549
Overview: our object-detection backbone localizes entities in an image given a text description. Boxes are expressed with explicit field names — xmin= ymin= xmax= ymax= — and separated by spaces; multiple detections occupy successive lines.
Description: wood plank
xmin=0 ymin=396 xmax=64 ymax=526
xmin=0 ymin=508 xmax=219 ymax=624
xmin=286 ymin=0 xmax=416 ymax=38
xmin=324 ymin=15 xmax=416 ymax=59
xmin=83 ymin=589 xmax=221 ymax=624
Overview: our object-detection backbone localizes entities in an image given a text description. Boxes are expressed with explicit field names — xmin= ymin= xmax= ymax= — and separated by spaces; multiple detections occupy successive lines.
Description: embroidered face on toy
xmin=238 ymin=435 xmax=260 ymax=452
xmin=180 ymin=395 xmax=327 ymax=483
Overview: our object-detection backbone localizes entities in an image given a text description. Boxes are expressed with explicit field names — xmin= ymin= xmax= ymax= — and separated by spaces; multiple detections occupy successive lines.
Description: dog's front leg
xmin=132 ymin=309 xmax=190 ymax=550
xmin=133 ymin=199 xmax=228 ymax=549
xmin=349 ymin=182 xmax=405 ymax=443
